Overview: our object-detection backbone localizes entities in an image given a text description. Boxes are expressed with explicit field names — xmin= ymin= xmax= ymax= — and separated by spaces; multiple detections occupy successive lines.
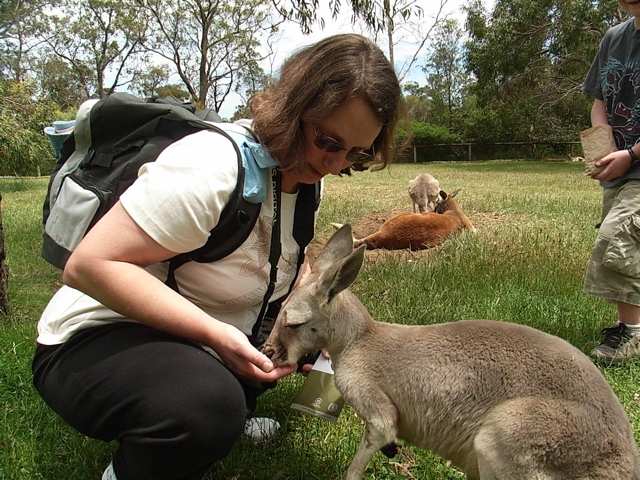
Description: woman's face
xmin=619 ymin=0 xmax=640 ymax=18
xmin=294 ymin=97 xmax=382 ymax=185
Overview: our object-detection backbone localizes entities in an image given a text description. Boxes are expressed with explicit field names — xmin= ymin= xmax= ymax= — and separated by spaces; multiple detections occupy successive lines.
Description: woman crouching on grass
xmin=32 ymin=33 xmax=405 ymax=480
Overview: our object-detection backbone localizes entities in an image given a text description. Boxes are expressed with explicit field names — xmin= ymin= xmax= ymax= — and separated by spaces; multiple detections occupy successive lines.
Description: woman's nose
xmin=323 ymin=152 xmax=350 ymax=175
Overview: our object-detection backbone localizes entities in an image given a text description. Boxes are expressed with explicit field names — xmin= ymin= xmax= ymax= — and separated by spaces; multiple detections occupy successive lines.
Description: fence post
xmin=413 ymin=146 xmax=417 ymax=163
xmin=0 ymin=193 xmax=8 ymax=316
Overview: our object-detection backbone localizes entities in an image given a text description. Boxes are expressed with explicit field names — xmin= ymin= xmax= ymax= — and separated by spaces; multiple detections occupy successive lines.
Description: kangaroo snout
xmin=261 ymin=341 xmax=295 ymax=367
xmin=261 ymin=343 xmax=280 ymax=363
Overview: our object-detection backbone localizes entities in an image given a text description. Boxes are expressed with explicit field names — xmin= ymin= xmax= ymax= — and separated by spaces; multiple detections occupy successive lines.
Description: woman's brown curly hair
xmin=249 ymin=33 xmax=405 ymax=172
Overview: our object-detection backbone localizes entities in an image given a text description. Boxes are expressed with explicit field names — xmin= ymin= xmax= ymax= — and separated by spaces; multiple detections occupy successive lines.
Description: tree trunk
xmin=0 ymin=193 xmax=8 ymax=316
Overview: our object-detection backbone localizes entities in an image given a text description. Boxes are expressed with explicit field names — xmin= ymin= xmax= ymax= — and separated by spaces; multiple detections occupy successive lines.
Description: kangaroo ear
xmin=317 ymin=245 xmax=365 ymax=304
xmin=313 ymin=224 xmax=355 ymax=273
xmin=449 ymin=188 xmax=461 ymax=198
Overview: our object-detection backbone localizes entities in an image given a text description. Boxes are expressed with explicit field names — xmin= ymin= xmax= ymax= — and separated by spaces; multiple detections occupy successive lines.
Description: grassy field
xmin=1 ymin=161 xmax=639 ymax=480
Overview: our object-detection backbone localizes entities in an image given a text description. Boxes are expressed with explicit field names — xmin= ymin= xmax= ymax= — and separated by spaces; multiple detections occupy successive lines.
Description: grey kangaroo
xmin=263 ymin=224 xmax=640 ymax=480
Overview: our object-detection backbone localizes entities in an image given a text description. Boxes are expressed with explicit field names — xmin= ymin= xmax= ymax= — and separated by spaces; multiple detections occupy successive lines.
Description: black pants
xmin=32 ymin=323 xmax=261 ymax=480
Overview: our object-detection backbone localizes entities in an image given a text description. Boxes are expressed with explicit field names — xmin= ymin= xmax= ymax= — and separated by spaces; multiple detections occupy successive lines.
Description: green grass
xmin=1 ymin=162 xmax=638 ymax=479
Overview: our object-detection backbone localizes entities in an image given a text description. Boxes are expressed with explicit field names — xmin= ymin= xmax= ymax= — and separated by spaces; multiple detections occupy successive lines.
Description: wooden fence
xmin=399 ymin=141 xmax=583 ymax=163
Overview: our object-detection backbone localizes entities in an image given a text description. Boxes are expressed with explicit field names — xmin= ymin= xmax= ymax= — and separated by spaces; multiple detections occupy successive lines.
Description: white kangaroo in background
xmin=264 ymin=225 xmax=640 ymax=480
xmin=408 ymin=173 xmax=440 ymax=213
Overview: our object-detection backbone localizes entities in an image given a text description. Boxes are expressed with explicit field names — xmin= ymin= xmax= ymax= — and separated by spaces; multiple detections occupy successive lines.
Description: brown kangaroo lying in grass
xmin=353 ymin=189 xmax=475 ymax=250
xmin=264 ymin=225 xmax=640 ymax=480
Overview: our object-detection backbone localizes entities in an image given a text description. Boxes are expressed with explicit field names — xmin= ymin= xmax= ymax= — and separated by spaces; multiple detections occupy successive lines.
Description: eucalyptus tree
xmin=34 ymin=55 xmax=89 ymax=109
xmin=129 ymin=64 xmax=170 ymax=98
xmin=128 ymin=65 xmax=190 ymax=100
xmin=403 ymin=81 xmax=430 ymax=122
xmin=464 ymin=0 xmax=625 ymax=142
xmin=137 ymin=0 xmax=277 ymax=110
xmin=43 ymin=0 xmax=148 ymax=98
xmin=351 ymin=0 xmax=451 ymax=83
xmin=273 ymin=0 xmax=402 ymax=34
xmin=422 ymin=18 xmax=470 ymax=130
xmin=0 ymin=80 xmax=57 ymax=175
xmin=0 ymin=0 xmax=52 ymax=81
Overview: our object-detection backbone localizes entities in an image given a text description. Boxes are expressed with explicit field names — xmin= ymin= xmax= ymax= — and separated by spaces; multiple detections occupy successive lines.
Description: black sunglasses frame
xmin=312 ymin=124 xmax=376 ymax=164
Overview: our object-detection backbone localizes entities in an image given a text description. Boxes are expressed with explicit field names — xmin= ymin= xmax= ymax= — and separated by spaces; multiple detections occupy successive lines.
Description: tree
xmin=403 ymin=81 xmax=431 ymax=123
xmin=35 ymin=55 xmax=89 ymax=109
xmin=464 ymin=0 xmax=625 ymax=141
xmin=0 ymin=0 xmax=53 ymax=81
xmin=43 ymin=0 xmax=149 ymax=98
xmin=273 ymin=0 xmax=443 ymax=36
xmin=273 ymin=0 xmax=452 ymax=82
xmin=422 ymin=18 xmax=470 ymax=130
xmin=353 ymin=0 xmax=450 ymax=83
xmin=272 ymin=0 xmax=390 ymax=34
xmin=138 ymin=0 xmax=277 ymax=110
xmin=129 ymin=64 xmax=191 ymax=100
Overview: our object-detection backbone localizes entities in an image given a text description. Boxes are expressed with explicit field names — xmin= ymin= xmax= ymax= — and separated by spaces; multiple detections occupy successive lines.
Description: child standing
xmin=583 ymin=0 xmax=640 ymax=364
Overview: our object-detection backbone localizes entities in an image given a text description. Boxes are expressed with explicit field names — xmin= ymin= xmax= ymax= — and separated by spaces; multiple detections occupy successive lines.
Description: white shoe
xmin=243 ymin=417 xmax=281 ymax=444
xmin=101 ymin=461 xmax=117 ymax=480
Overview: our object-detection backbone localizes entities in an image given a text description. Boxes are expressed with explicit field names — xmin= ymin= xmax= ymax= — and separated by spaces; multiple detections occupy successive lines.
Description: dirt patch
xmin=306 ymin=209 xmax=505 ymax=265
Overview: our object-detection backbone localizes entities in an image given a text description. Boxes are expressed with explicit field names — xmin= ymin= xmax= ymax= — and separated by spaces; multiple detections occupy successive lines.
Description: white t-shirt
xmin=37 ymin=123 xmax=307 ymax=345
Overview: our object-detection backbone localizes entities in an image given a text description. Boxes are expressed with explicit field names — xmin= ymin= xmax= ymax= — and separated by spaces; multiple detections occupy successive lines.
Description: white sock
xmin=621 ymin=323 xmax=640 ymax=335
xmin=101 ymin=462 xmax=117 ymax=480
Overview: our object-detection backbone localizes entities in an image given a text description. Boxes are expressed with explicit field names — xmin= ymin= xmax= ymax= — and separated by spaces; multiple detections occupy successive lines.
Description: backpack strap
xmin=249 ymin=168 xmax=282 ymax=344
xmin=294 ymin=181 xmax=321 ymax=248
xmin=248 ymin=180 xmax=321 ymax=347
xmin=283 ymin=181 xmax=321 ymax=296
xmin=164 ymin=130 xmax=261 ymax=291
xmin=195 ymin=108 xmax=223 ymax=122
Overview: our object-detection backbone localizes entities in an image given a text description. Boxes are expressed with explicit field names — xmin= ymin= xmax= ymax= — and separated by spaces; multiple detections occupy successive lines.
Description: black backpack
xmin=42 ymin=93 xmax=320 ymax=290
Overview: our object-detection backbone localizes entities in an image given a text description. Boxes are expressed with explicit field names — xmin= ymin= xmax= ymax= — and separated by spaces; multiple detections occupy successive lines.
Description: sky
xmin=217 ymin=0 xmax=494 ymax=118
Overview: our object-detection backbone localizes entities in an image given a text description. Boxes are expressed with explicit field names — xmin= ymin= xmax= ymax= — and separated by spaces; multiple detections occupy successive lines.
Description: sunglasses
xmin=313 ymin=124 xmax=376 ymax=164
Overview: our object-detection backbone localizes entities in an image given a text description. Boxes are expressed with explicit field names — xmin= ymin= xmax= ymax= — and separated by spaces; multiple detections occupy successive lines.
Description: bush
xmin=0 ymin=81 xmax=60 ymax=176
xmin=396 ymin=121 xmax=462 ymax=145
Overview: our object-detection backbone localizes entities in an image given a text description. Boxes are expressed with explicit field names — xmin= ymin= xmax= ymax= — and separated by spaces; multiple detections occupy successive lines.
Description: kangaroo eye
xmin=287 ymin=323 xmax=303 ymax=330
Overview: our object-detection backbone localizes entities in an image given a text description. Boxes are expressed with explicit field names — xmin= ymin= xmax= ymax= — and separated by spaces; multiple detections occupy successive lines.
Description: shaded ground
xmin=306 ymin=208 xmax=504 ymax=265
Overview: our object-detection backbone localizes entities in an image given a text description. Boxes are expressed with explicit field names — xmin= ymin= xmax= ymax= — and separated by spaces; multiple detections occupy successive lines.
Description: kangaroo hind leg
xmin=344 ymin=420 xmax=397 ymax=480
xmin=474 ymin=398 xmax=607 ymax=480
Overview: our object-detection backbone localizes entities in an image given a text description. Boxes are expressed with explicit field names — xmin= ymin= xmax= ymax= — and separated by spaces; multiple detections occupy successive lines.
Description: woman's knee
xmin=171 ymin=375 xmax=247 ymax=455
xmin=112 ymin=361 xmax=248 ymax=479
xmin=129 ymin=349 xmax=248 ymax=453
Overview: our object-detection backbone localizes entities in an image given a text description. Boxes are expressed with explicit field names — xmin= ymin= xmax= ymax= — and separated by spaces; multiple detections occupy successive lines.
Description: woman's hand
xmin=212 ymin=322 xmax=297 ymax=382
xmin=591 ymin=149 xmax=633 ymax=182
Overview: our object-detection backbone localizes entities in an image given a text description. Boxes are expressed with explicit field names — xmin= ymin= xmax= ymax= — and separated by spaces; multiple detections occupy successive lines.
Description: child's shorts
xmin=584 ymin=179 xmax=640 ymax=305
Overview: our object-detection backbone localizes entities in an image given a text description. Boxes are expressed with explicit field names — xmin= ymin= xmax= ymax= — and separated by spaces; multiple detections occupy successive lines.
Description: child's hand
xmin=298 ymin=349 xmax=330 ymax=376
xmin=591 ymin=150 xmax=633 ymax=182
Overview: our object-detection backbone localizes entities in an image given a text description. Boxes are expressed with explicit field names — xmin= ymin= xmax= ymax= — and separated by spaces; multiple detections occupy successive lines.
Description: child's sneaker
xmin=243 ymin=417 xmax=280 ymax=444
xmin=590 ymin=324 xmax=640 ymax=365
